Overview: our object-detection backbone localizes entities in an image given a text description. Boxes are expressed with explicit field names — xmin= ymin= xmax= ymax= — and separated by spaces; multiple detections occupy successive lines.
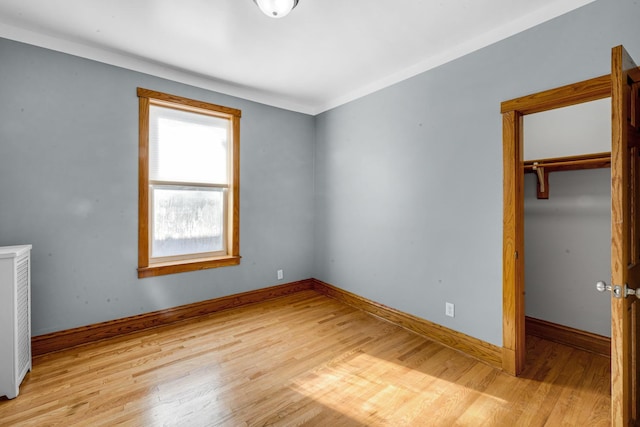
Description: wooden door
xmin=611 ymin=44 xmax=640 ymax=427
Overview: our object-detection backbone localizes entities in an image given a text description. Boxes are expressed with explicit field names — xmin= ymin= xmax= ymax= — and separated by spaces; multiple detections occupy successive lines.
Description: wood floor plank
xmin=0 ymin=290 xmax=610 ymax=426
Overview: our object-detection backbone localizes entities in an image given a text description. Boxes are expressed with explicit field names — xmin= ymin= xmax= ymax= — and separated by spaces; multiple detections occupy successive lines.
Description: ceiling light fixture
xmin=253 ymin=0 xmax=299 ymax=18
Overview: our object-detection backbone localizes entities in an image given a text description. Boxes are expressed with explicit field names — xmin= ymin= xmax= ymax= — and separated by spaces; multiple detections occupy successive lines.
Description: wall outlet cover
xmin=445 ymin=302 xmax=455 ymax=317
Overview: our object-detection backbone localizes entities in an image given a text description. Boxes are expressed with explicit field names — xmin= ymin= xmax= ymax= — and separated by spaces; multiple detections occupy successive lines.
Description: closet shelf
xmin=524 ymin=152 xmax=611 ymax=199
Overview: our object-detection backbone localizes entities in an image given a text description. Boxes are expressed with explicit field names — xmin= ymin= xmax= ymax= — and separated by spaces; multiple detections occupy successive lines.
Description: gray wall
xmin=524 ymin=170 xmax=611 ymax=337
xmin=0 ymin=38 xmax=316 ymax=336
xmin=313 ymin=0 xmax=640 ymax=346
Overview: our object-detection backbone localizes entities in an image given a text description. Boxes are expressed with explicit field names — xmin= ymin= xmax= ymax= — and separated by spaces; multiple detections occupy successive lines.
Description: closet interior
xmin=523 ymin=97 xmax=612 ymax=355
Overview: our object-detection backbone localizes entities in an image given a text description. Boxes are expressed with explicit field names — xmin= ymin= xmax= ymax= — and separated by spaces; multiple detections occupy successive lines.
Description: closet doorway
xmin=500 ymin=74 xmax=612 ymax=376
xmin=522 ymin=98 xmax=611 ymax=353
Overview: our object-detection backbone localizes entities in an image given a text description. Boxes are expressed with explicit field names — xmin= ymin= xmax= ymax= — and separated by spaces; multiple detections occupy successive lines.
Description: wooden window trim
xmin=137 ymin=88 xmax=241 ymax=278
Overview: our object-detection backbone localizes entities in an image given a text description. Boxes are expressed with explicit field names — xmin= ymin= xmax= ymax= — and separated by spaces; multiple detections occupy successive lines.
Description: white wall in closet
xmin=524 ymin=97 xmax=610 ymax=160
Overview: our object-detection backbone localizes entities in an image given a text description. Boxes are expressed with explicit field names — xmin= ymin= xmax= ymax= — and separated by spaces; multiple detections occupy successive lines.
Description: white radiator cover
xmin=0 ymin=245 xmax=32 ymax=399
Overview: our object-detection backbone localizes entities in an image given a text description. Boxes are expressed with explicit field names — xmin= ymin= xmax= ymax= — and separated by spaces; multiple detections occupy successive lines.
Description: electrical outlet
xmin=277 ymin=269 xmax=284 ymax=280
xmin=445 ymin=302 xmax=455 ymax=318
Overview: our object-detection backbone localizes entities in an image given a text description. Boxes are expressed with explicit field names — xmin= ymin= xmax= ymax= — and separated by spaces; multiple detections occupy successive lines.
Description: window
xmin=137 ymin=88 xmax=241 ymax=278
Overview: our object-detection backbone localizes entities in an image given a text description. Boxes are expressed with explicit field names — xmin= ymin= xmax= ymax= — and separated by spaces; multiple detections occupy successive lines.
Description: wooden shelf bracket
xmin=532 ymin=163 xmax=549 ymax=199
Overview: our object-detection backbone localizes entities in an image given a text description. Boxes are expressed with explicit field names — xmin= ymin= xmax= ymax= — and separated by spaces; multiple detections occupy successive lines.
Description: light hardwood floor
xmin=0 ymin=290 xmax=610 ymax=426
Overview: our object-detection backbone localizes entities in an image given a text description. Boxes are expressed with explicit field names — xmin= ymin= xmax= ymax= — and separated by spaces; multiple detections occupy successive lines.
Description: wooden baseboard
xmin=525 ymin=316 xmax=610 ymax=358
xmin=311 ymin=279 xmax=503 ymax=369
xmin=32 ymin=279 xmax=314 ymax=356
xmin=33 ymin=277 xmax=505 ymax=370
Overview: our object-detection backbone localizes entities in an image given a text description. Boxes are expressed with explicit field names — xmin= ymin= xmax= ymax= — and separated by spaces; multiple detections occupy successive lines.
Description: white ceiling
xmin=0 ymin=0 xmax=596 ymax=115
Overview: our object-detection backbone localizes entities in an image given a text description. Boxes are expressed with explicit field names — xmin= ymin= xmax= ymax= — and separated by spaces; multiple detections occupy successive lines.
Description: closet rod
xmin=524 ymin=152 xmax=611 ymax=173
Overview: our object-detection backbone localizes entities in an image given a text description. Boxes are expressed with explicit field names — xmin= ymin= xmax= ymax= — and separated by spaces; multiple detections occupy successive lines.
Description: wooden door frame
xmin=501 ymin=75 xmax=612 ymax=375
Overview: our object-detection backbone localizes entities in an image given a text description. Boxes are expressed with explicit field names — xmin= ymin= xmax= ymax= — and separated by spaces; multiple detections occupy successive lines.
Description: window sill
xmin=138 ymin=255 xmax=241 ymax=278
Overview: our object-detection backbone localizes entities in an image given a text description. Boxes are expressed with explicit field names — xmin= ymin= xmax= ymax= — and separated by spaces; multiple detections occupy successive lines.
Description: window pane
xmin=151 ymin=186 xmax=225 ymax=258
xmin=149 ymin=105 xmax=228 ymax=184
